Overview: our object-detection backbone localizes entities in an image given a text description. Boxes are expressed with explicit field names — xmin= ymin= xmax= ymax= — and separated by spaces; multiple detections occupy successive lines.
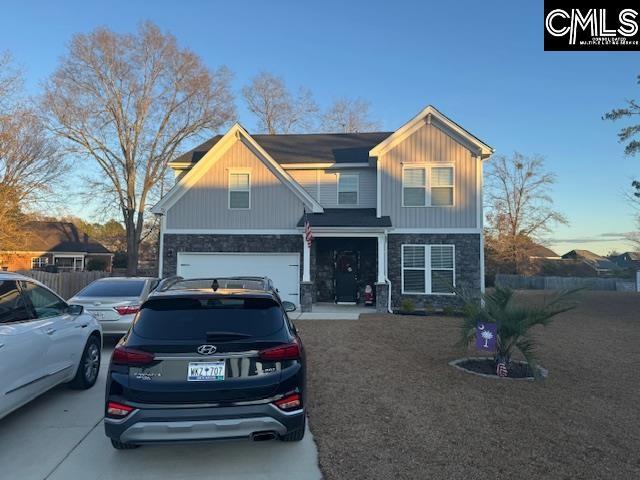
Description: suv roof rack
xmin=155 ymin=276 xmax=275 ymax=293
xmin=155 ymin=276 xmax=185 ymax=292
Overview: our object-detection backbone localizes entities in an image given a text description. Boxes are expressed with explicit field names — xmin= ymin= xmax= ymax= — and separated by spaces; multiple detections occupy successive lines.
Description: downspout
xmin=385 ymin=232 xmax=392 ymax=313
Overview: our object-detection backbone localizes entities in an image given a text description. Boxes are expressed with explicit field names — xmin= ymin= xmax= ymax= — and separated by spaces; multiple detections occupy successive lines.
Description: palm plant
xmin=456 ymin=287 xmax=579 ymax=378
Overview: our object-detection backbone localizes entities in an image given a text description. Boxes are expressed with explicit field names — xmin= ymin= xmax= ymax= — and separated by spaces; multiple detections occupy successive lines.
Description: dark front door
xmin=334 ymin=251 xmax=358 ymax=303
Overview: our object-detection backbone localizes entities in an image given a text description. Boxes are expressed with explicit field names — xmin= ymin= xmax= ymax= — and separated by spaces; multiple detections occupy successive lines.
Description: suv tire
xmin=279 ymin=416 xmax=306 ymax=442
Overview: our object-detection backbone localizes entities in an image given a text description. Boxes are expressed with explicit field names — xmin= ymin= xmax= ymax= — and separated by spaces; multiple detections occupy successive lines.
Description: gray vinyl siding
xmin=288 ymin=168 xmax=377 ymax=208
xmin=165 ymin=139 xmax=304 ymax=229
xmin=379 ymin=122 xmax=478 ymax=228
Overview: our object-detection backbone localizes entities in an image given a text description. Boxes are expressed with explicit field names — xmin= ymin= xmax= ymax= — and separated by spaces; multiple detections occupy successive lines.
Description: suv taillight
xmin=274 ymin=393 xmax=301 ymax=411
xmin=114 ymin=305 xmax=140 ymax=316
xmin=259 ymin=340 xmax=300 ymax=361
xmin=106 ymin=401 xmax=134 ymax=418
xmin=111 ymin=345 xmax=155 ymax=365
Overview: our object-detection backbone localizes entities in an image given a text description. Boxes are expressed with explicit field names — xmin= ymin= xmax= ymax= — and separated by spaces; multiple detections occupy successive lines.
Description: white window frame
xmin=31 ymin=256 xmax=48 ymax=269
xmin=53 ymin=255 xmax=85 ymax=272
xmin=402 ymin=165 xmax=428 ymax=207
xmin=401 ymin=164 xmax=455 ymax=207
xmin=430 ymin=165 xmax=455 ymax=207
xmin=228 ymin=170 xmax=251 ymax=210
xmin=401 ymin=244 xmax=456 ymax=295
xmin=337 ymin=172 xmax=359 ymax=206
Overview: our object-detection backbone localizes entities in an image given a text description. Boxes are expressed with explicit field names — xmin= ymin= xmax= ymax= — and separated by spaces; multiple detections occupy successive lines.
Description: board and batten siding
xmin=166 ymin=140 xmax=304 ymax=229
xmin=288 ymin=167 xmax=377 ymax=208
xmin=379 ymin=122 xmax=478 ymax=228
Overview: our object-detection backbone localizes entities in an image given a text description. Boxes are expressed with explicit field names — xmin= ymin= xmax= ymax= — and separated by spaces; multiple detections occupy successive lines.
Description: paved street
xmin=0 ymin=339 xmax=322 ymax=480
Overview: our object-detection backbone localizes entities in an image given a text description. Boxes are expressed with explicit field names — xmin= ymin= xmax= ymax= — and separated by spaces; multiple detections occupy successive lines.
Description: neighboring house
xmin=0 ymin=221 xmax=113 ymax=272
xmin=527 ymin=244 xmax=560 ymax=260
xmin=561 ymin=249 xmax=618 ymax=275
xmin=611 ymin=251 xmax=640 ymax=270
xmin=152 ymin=105 xmax=493 ymax=312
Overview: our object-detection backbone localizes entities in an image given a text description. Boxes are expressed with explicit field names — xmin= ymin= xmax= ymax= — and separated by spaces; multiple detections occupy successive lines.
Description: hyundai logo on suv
xmin=197 ymin=345 xmax=217 ymax=355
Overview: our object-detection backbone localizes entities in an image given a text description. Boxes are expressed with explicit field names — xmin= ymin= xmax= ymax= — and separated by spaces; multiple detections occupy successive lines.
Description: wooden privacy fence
xmin=495 ymin=274 xmax=638 ymax=292
xmin=17 ymin=270 xmax=112 ymax=300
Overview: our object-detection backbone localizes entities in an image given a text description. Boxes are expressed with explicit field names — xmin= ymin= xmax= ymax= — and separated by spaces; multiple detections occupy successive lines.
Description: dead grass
xmin=300 ymin=291 xmax=640 ymax=480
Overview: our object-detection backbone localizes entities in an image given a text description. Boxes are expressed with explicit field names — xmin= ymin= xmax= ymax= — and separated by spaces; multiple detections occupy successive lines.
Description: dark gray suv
xmin=104 ymin=277 xmax=305 ymax=449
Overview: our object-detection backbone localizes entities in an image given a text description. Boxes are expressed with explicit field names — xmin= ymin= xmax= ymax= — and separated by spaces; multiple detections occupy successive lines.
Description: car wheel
xmin=69 ymin=335 xmax=101 ymax=390
xmin=111 ymin=439 xmax=139 ymax=450
xmin=279 ymin=416 xmax=306 ymax=442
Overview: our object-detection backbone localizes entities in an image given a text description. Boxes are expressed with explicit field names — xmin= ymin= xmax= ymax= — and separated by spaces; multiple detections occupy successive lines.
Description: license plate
xmin=87 ymin=310 xmax=105 ymax=320
xmin=187 ymin=361 xmax=225 ymax=381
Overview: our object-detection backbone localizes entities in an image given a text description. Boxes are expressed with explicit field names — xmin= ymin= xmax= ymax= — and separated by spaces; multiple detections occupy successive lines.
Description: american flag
xmin=496 ymin=362 xmax=508 ymax=377
xmin=304 ymin=210 xmax=313 ymax=248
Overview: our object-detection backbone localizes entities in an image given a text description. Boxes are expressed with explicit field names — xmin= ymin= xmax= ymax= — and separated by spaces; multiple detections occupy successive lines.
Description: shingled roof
xmin=17 ymin=221 xmax=112 ymax=254
xmin=297 ymin=209 xmax=392 ymax=228
xmin=171 ymin=131 xmax=393 ymax=166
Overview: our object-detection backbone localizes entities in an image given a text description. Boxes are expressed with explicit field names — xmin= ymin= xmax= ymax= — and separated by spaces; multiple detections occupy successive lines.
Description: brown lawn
xmin=300 ymin=291 xmax=640 ymax=480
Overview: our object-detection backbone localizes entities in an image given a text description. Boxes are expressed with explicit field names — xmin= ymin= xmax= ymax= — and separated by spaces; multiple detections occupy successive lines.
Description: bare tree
xmin=0 ymin=53 xmax=65 ymax=252
xmin=43 ymin=22 xmax=235 ymax=274
xmin=321 ymin=98 xmax=380 ymax=133
xmin=485 ymin=153 xmax=567 ymax=273
xmin=604 ymin=83 xmax=640 ymax=251
xmin=242 ymin=72 xmax=317 ymax=134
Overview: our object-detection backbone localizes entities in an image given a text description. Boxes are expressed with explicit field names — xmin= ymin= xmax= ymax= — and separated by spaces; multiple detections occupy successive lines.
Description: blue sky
xmin=2 ymin=0 xmax=639 ymax=254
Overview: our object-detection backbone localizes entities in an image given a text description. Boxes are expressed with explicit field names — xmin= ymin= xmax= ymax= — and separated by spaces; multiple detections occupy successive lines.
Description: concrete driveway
xmin=0 ymin=338 xmax=322 ymax=480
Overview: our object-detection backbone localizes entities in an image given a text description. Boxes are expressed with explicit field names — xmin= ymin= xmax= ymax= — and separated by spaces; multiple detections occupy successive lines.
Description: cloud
xmin=548 ymin=232 xmax=635 ymax=244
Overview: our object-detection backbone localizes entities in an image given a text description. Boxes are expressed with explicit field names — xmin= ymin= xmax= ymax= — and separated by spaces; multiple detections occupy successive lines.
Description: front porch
xmin=300 ymin=230 xmax=390 ymax=313
xmin=291 ymin=302 xmax=375 ymax=320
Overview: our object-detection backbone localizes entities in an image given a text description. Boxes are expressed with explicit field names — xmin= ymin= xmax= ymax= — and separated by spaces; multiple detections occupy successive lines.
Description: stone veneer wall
xmin=162 ymin=234 xmax=305 ymax=279
xmin=387 ymin=233 xmax=481 ymax=309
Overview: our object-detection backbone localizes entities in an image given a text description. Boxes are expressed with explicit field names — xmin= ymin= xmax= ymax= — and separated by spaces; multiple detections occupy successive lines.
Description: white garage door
xmin=177 ymin=252 xmax=300 ymax=306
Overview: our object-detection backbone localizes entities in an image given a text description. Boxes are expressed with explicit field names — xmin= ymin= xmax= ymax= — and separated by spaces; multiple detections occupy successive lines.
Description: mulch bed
xmin=299 ymin=290 xmax=640 ymax=480
xmin=453 ymin=357 xmax=537 ymax=379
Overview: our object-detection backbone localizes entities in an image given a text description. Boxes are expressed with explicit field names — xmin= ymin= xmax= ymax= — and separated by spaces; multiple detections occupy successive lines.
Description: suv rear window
xmin=133 ymin=296 xmax=284 ymax=340
xmin=77 ymin=280 xmax=145 ymax=297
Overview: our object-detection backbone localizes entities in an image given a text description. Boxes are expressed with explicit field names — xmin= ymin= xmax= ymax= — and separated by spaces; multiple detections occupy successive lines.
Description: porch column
xmin=377 ymin=234 xmax=386 ymax=283
xmin=302 ymin=234 xmax=311 ymax=282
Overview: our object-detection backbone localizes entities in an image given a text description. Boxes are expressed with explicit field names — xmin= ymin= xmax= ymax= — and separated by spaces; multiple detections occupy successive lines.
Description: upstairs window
xmin=431 ymin=167 xmax=454 ymax=206
xmin=229 ymin=172 xmax=250 ymax=209
xmin=402 ymin=167 xmax=427 ymax=207
xmin=402 ymin=165 xmax=454 ymax=207
xmin=337 ymin=173 xmax=359 ymax=205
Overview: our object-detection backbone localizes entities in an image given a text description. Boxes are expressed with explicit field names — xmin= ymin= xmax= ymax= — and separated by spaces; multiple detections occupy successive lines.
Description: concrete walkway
xmin=292 ymin=302 xmax=375 ymax=320
xmin=0 ymin=340 xmax=322 ymax=480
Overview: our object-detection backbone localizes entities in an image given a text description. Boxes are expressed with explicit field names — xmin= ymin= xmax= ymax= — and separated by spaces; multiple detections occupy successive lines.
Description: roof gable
xmin=154 ymin=123 xmax=324 ymax=214
xmin=369 ymin=105 xmax=493 ymax=159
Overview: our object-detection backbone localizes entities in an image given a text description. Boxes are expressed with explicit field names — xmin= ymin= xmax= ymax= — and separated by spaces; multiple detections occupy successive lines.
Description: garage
xmin=176 ymin=252 xmax=300 ymax=306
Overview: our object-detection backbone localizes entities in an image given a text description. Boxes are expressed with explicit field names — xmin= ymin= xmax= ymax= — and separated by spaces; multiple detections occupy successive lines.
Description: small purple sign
xmin=476 ymin=322 xmax=497 ymax=352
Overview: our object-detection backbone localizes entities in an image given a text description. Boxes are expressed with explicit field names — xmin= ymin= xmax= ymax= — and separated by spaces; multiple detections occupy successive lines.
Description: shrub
xmin=86 ymin=258 xmax=108 ymax=271
xmin=456 ymin=286 xmax=579 ymax=379
xmin=443 ymin=305 xmax=456 ymax=317
xmin=399 ymin=298 xmax=415 ymax=314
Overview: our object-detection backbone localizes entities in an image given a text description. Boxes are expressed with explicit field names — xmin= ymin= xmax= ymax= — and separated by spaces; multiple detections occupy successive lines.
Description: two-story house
xmin=152 ymin=106 xmax=493 ymax=312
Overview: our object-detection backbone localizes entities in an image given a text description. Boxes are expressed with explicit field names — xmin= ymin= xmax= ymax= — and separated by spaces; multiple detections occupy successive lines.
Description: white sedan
xmin=0 ymin=272 xmax=102 ymax=421
xmin=68 ymin=277 xmax=159 ymax=336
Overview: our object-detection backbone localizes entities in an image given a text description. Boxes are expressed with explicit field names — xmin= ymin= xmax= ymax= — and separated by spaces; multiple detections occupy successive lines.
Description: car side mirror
xmin=67 ymin=304 xmax=84 ymax=316
xmin=282 ymin=301 xmax=296 ymax=313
